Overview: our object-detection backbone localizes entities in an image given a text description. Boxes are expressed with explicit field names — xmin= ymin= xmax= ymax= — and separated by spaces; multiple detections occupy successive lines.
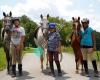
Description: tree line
xmin=0 ymin=15 xmax=100 ymax=49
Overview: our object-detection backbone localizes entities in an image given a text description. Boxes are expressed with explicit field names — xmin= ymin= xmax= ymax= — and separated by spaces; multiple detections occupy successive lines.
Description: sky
xmin=0 ymin=0 xmax=100 ymax=32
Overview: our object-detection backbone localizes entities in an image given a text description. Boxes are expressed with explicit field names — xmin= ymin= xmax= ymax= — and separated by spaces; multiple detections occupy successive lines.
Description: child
xmin=47 ymin=23 xmax=62 ymax=76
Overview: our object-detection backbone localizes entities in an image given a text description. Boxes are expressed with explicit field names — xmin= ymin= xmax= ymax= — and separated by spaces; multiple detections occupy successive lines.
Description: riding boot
xmin=83 ymin=60 xmax=89 ymax=74
xmin=18 ymin=64 xmax=22 ymax=76
xmin=92 ymin=60 xmax=98 ymax=76
xmin=49 ymin=61 xmax=55 ymax=76
xmin=55 ymin=61 xmax=62 ymax=76
xmin=12 ymin=65 xmax=16 ymax=77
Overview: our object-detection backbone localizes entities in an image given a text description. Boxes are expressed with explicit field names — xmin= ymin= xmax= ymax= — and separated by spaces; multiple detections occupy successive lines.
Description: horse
xmin=34 ymin=14 xmax=49 ymax=71
xmin=70 ymin=17 xmax=83 ymax=73
xmin=1 ymin=11 xmax=13 ymax=74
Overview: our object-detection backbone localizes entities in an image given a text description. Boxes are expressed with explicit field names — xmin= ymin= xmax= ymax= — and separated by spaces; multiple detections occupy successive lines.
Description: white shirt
xmin=11 ymin=26 xmax=25 ymax=45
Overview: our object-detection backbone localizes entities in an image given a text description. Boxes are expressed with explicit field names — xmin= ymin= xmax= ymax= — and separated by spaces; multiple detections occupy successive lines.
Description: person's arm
xmin=92 ymin=31 xmax=96 ymax=51
xmin=17 ymin=27 xmax=25 ymax=49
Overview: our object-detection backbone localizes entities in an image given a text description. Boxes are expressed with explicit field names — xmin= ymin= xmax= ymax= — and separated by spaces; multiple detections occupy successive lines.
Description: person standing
xmin=10 ymin=17 xmax=25 ymax=77
xmin=80 ymin=18 xmax=98 ymax=76
xmin=47 ymin=23 xmax=62 ymax=77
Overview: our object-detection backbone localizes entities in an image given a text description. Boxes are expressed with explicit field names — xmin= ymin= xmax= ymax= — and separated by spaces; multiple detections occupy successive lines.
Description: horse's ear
xmin=9 ymin=11 xmax=12 ymax=17
xmin=78 ymin=17 xmax=80 ymax=21
xmin=47 ymin=14 xmax=49 ymax=19
xmin=72 ymin=17 xmax=74 ymax=20
xmin=3 ymin=12 xmax=6 ymax=17
xmin=40 ymin=14 xmax=43 ymax=19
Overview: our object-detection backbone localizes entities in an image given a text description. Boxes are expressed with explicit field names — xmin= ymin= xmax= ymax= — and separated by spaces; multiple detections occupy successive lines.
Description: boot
xmin=55 ymin=61 xmax=62 ymax=76
xmin=18 ymin=64 xmax=22 ymax=76
xmin=12 ymin=65 xmax=16 ymax=77
xmin=92 ymin=60 xmax=98 ymax=77
xmin=49 ymin=61 xmax=55 ymax=77
xmin=83 ymin=60 xmax=89 ymax=75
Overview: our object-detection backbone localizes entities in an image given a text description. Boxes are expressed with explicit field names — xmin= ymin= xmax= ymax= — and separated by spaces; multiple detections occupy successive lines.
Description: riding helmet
xmin=12 ymin=17 xmax=20 ymax=23
xmin=49 ymin=23 xmax=56 ymax=29
xmin=81 ymin=18 xmax=89 ymax=23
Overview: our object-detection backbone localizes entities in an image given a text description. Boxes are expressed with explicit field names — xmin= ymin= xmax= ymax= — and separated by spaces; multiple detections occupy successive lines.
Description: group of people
xmin=2 ymin=15 xmax=99 ymax=78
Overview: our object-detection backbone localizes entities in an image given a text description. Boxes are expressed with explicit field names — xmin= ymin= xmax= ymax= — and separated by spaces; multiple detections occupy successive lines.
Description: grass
xmin=61 ymin=46 xmax=73 ymax=53
xmin=0 ymin=47 xmax=33 ymax=71
xmin=0 ymin=48 xmax=6 ymax=71
xmin=62 ymin=46 xmax=100 ymax=61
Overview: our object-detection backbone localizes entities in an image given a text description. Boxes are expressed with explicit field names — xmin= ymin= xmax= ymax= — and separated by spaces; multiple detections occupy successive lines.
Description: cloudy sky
xmin=0 ymin=0 xmax=100 ymax=32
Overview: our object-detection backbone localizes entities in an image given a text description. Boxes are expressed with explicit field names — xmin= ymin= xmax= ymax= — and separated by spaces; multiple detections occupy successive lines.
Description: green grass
xmin=61 ymin=46 xmax=73 ymax=53
xmin=0 ymin=48 xmax=6 ymax=71
xmin=23 ymin=47 xmax=33 ymax=53
xmin=0 ymin=47 xmax=33 ymax=71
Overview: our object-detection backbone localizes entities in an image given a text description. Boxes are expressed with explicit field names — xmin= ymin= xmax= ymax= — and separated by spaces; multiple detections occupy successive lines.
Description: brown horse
xmin=70 ymin=17 xmax=83 ymax=73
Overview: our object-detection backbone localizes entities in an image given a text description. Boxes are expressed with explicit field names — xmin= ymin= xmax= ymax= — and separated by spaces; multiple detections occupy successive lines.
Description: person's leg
xmin=11 ymin=45 xmax=16 ymax=77
xmin=81 ymin=48 xmax=89 ymax=74
xmin=54 ymin=52 xmax=62 ymax=76
xmin=48 ymin=51 xmax=55 ymax=76
xmin=88 ymin=48 xmax=98 ymax=76
xmin=17 ymin=44 xmax=23 ymax=76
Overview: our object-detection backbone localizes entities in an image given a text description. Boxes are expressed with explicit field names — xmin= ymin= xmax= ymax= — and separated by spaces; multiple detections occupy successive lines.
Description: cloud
xmin=0 ymin=0 xmax=100 ymax=32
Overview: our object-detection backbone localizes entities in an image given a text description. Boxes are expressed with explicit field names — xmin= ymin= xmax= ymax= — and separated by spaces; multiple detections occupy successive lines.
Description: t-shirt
xmin=80 ymin=27 xmax=94 ymax=47
xmin=11 ymin=26 xmax=25 ymax=45
xmin=47 ymin=32 xmax=61 ymax=52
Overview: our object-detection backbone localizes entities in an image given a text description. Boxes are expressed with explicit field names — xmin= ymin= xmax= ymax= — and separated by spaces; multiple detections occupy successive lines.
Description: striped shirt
xmin=47 ymin=32 xmax=61 ymax=52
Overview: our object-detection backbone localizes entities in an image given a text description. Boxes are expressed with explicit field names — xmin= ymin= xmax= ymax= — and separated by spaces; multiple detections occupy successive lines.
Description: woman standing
xmin=81 ymin=18 xmax=98 ymax=77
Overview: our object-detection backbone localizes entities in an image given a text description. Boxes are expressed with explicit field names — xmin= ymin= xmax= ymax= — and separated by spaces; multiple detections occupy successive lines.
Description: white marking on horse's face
xmin=40 ymin=16 xmax=49 ymax=35
xmin=41 ymin=17 xmax=49 ymax=29
xmin=3 ymin=16 xmax=12 ymax=26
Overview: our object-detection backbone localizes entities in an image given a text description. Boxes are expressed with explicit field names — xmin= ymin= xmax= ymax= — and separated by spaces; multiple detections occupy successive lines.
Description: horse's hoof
xmin=75 ymin=70 xmax=79 ymax=74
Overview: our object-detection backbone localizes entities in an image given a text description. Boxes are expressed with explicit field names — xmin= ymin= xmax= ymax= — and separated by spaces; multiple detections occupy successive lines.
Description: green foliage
xmin=0 ymin=20 xmax=3 ymax=47
xmin=20 ymin=15 xmax=37 ymax=47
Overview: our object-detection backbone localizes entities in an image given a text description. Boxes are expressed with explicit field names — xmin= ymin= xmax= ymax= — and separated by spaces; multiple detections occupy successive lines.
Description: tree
xmin=20 ymin=15 xmax=37 ymax=47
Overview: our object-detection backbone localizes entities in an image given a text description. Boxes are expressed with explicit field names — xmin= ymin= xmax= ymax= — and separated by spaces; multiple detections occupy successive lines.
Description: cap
xmin=49 ymin=23 xmax=56 ymax=29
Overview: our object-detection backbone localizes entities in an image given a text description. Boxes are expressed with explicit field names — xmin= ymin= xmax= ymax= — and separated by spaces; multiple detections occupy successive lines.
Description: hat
xmin=12 ymin=17 xmax=20 ymax=23
xmin=81 ymin=18 xmax=89 ymax=23
xmin=49 ymin=23 xmax=56 ymax=29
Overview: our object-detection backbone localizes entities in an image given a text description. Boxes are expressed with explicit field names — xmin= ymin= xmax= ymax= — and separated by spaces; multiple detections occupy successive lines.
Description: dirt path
xmin=0 ymin=53 xmax=100 ymax=80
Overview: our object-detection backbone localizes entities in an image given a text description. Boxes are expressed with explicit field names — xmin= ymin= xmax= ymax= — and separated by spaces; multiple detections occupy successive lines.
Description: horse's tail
xmin=1 ymin=28 xmax=5 ymax=41
xmin=34 ymin=27 xmax=40 ymax=39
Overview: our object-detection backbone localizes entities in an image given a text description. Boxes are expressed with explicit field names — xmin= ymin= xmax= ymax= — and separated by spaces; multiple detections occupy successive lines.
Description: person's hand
xmin=16 ymin=44 xmax=21 ymax=50
xmin=93 ymin=44 xmax=96 ymax=51
xmin=56 ymin=47 xmax=61 ymax=54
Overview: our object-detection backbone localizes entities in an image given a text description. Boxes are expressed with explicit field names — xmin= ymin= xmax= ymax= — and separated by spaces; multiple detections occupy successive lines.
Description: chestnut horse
xmin=70 ymin=17 xmax=83 ymax=73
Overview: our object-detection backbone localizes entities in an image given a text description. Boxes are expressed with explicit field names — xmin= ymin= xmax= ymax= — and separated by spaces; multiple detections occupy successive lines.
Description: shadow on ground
xmin=42 ymin=69 xmax=71 ymax=80
xmin=16 ymin=71 xmax=35 ymax=80
xmin=80 ymin=69 xmax=100 ymax=80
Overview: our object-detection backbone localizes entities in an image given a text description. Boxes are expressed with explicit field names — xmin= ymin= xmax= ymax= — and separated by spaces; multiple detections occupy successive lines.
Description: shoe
xmin=12 ymin=65 xmax=16 ymax=77
xmin=18 ymin=64 xmax=23 ymax=76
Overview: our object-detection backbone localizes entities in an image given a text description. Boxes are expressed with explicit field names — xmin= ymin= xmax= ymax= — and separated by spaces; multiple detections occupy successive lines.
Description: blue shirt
xmin=81 ymin=27 xmax=94 ymax=47
xmin=47 ymin=32 xmax=61 ymax=52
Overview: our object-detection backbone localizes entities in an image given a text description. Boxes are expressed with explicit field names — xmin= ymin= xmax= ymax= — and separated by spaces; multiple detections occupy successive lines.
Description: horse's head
xmin=3 ymin=11 xmax=13 ymax=32
xmin=40 ymin=14 xmax=49 ymax=35
xmin=72 ymin=17 xmax=81 ymax=32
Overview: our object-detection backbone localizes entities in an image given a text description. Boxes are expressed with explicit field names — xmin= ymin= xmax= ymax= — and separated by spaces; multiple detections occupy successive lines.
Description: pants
xmin=81 ymin=48 xmax=96 ymax=61
xmin=10 ymin=44 xmax=23 ymax=65
xmin=48 ymin=51 xmax=61 ymax=73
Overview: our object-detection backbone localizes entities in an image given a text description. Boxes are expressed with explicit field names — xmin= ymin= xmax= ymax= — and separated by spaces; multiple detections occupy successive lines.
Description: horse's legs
xmin=4 ymin=48 xmax=10 ymax=74
xmin=40 ymin=55 xmax=44 ymax=71
xmin=46 ymin=53 xmax=49 ymax=69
